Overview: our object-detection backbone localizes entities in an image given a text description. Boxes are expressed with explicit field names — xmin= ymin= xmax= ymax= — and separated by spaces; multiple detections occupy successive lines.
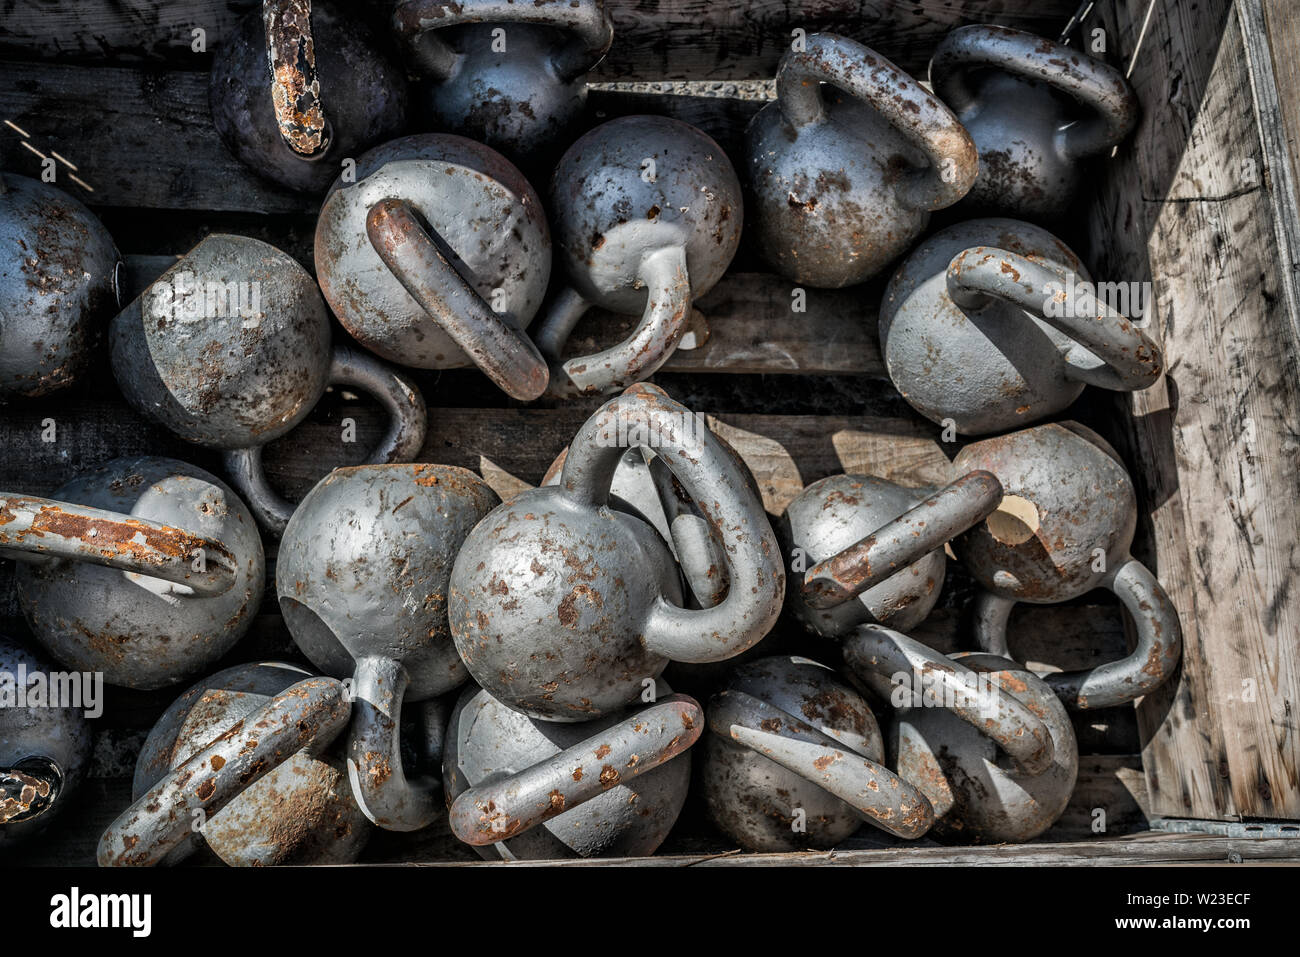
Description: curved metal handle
xmin=224 ymin=344 xmax=427 ymax=533
xmin=560 ymin=387 xmax=784 ymax=663
xmin=366 ymin=199 xmax=549 ymax=401
xmin=776 ymin=33 xmax=977 ymax=211
xmin=346 ymin=656 xmax=441 ymax=832
xmin=974 ymin=556 xmax=1182 ymax=710
xmin=709 ymin=689 xmax=934 ymax=839
xmin=263 ymin=0 xmax=331 ymax=157
xmin=645 ymin=449 xmax=729 ymax=608
xmin=0 ymin=494 xmax=237 ymax=597
xmin=947 ymin=247 xmax=1163 ymax=391
xmin=98 ymin=676 xmax=350 ymax=867
xmin=538 ymin=245 xmax=692 ymax=398
xmin=393 ymin=0 xmax=613 ymax=83
xmin=800 ymin=471 xmax=1003 ymax=611
xmin=448 ymin=693 xmax=702 ymax=846
xmin=930 ymin=24 xmax=1138 ymax=161
xmin=843 ymin=625 xmax=1055 ymax=774
xmin=1 ymin=758 xmax=63 ymax=827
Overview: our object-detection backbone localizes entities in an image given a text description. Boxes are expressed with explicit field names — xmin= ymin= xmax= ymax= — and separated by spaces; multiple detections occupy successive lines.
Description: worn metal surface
xmin=744 ymin=33 xmax=977 ymax=288
xmin=277 ymin=463 xmax=501 ymax=831
xmin=393 ymin=0 xmax=613 ymax=166
xmin=952 ymin=422 xmax=1182 ymax=710
xmin=444 ymin=684 xmax=696 ymax=859
xmin=209 ymin=0 xmax=408 ymax=193
xmin=881 ymin=218 xmax=1162 ymax=436
xmin=100 ymin=667 xmax=357 ymax=866
xmin=0 ymin=172 xmax=121 ymax=401
xmin=7 ymin=457 xmax=264 ymax=691
xmin=930 ymin=24 xmax=1139 ymax=219
xmin=535 ymin=116 xmax=742 ymax=397
xmin=0 ymin=635 xmax=91 ymax=849
xmin=449 ymin=387 xmax=783 ymax=721
xmin=701 ymin=655 xmax=932 ymax=851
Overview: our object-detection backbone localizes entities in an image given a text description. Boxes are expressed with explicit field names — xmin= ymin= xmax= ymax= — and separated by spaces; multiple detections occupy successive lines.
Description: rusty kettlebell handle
xmin=800 ymin=470 xmax=1003 ymax=611
xmin=448 ymin=694 xmax=701 ymax=846
xmin=393 ymin=0 xmax=613 ymax=83
xmin=365 ymin=198 xmax=549 ymax=401
xmin=98 ymin=676 xmax=350 ymax=866
xmin=973 ymin=554 xmax=1182 ymax=710
xmin=0 ymin=494 xmax=237 ymax=597
xmin=930 ymin=25 xmax=1138 ymax=162
xmin=843 ymin=625 xmax=1055 ymax=774
xmin=776 ymin=33 xmax=977 ymax=212
xmin=223 ymin=343 xmax=427 ymax=534
xmin=946 ymin=247 xmax=1163 ymax=392
xmin=263 ymin=0 xmax=333 ymax=158
xmin=709 ymin=689 xmax=934 ymax=839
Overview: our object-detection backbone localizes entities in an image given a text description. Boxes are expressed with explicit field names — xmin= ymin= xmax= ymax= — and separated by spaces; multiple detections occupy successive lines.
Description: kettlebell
xmin=952 ymin=422 xmax=1182 ymax=709
xmin=930 ymin=25 xmax=1139 ymax=219
xmin=1 ymin=457 xmax=264 ymax=691
xmin=392 ymin=0 xmax=613 ymax=166
xmin=209 ymin=0 xmax=409 ymax=193
xmin=533 ymin=116 xmax=743 ymax=397
xmin=315 ymin=134 xmax=551 ymax=400
xmin=744 ymin=33 xmax=977 ymax=288
xmin=277 ymin=463 xmax=501 ymax=831
xmin=880 ymin=218 xmax=1163 ymax=436
xmin=845 ymin=626 xmax=1076 ymax=843
xmin=99 ymin=662 xmax=366 ymax=866
xmin=781 ymin=471 xmax=1002 ymax=639
xmin=109 ymin=234 xmax=427 ymax=533
xmin=0 ymin=171 xmax=121 ymax=401
xmin=701 ymin=655 xmax=934 ymax=852
xmin=445 ymin=684 xmax=701 ymax=859
xmin=449 ymin=386 xmax=784 ymax=721
xmin=0 ymin=636 xmax=92 ymax=849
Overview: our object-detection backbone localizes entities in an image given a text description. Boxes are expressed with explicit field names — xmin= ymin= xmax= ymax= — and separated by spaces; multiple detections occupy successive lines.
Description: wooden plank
xmin=1084 ymin=0 xmax=1300 ymax=820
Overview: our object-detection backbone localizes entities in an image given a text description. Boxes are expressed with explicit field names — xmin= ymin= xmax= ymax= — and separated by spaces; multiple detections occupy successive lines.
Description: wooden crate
xmin=1 ymin=0 xmax=1297 ymax=865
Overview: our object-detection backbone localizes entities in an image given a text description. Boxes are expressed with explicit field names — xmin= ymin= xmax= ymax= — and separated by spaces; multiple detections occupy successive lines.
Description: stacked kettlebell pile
xmin=0 ymin=1 xmax=1182 ymax=863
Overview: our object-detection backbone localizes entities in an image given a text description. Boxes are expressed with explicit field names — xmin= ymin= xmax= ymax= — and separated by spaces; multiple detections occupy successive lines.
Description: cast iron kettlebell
xmin=845 ymin=626 xmax=1076 ymax=843
xmin=0 ymin=171 xmax=121 ymax=401
xmin=209 ymin=0 xmax=409 ymax=193
xmin=392 ymin=0 xmax=613 ymax=165
xmin=277 ymin=463 xmax=501 ymax=831
xmin=315 ymin=134 xmax=551 ymax=400
xmin=1 ymin=457 xmax=264 ymax=691
xmin=449 ymin=386 xmax=784 ymax=720
xmin=952 ymin=422 xmax=1182 ymax=709
xmin=880 ymin=218 xmax=1163 ymax=436
xmin=110 ymin=234 xmax=427 ymax=533
xmin=701 ymin=655 xmax=934 ymax=851
xmin=744 ymin=33 xmax=977 ymax=288
xmin=930 ymin=25 xmax=1139 ymax=219
xmin=445 ymin=684 xmax=702 ymax=859
xmin=533 ymin=116 xmax=743 ymax=397
xmin=781 ymin=471 xmax=1002 ymax=639
xmin=0 ymin=635 xmax=92 ymax=849
xmin=99 ymin=662 xmax=366 ymax=866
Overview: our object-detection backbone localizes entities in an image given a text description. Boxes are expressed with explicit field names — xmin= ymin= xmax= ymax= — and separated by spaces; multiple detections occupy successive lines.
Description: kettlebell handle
xmin=534 ymin=245 xmax=692 ymax=398
xmin=0 ymin=494 xmax=238 ymax=597
xmin=800 ymin=470 xmax=1003 ymax=610
xmin=97 ymin=676 xmax=350 ymax=866
xmin=1 ymin=758 xmax=64 ymax=827
xmin=393 ymin=0 xmax=613 ymax=83
xmin=448 ymin=693 xmax=702 ymax=846
xmin=776 ymin=33 xmax=978 ymax=212
xmin=645 ymin=448 xmax=730 ymax=608
xmin=973 ymin=554 xmax=1182 ymax=710
xmin=930 ymin=25 xmax=1139 ymax=162
xmin=366 ymin=198 xmax=549 ymax=401
xmin=709 ymin=689 xmax=934 ymax=839
xmin=560 ymin=385 xmax=785 ymax=663
xmin=223 ymin=343 xmax=427 ymax=534
xmin=947 ymin=247 xmax=1163 ymax=392
xmin=263 ymin=0 xmax=332 ymax=158
xmin=843 ymin=625 xmax=1055 ymax=774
